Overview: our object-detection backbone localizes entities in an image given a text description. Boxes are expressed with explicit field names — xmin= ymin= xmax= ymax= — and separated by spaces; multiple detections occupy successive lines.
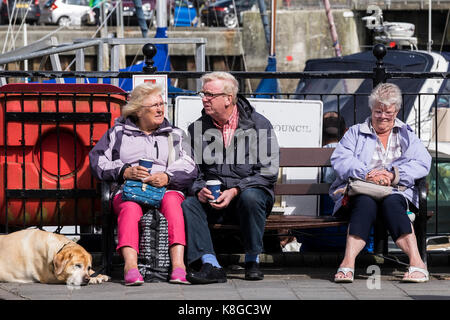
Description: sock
xmin=201 ymin=254 xmax=221 ymax=268
xmin=245 ymin=254 xmax=259 ymax=263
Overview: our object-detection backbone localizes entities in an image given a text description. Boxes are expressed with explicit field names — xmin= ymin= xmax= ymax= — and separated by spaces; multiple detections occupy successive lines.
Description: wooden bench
xmin=209 ymin=147 xmax=347 ymax=231
xmin=207 ymin=147 xmax=429 ymax=263
xmin=100 ymin=147 xmax=429 ymax=275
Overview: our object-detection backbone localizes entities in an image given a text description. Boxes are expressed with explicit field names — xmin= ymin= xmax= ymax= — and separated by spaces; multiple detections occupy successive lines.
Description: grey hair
xmin=201 ymin=71 xmax=239 ymax=104
xmin=368 ymin=83 xmax=402 ymax=112
xmin=121 ymin=83 xmax=163 ymax=119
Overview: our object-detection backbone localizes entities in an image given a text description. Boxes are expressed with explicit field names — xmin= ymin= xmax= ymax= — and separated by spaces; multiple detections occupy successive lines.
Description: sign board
xmin=174 ymin=97 xmax=323 ymax=216
xmin=133 ymin=75 xmax=169 ymax=112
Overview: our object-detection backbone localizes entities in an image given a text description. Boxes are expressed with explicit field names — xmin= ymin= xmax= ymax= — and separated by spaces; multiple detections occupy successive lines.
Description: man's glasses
xmin=198 ymin=91 xmax=229 ymax=99
xmin=142 ymin=102 xmax=167 ymax=109
xmin=373 ymin=110 xmax=396 ymax=118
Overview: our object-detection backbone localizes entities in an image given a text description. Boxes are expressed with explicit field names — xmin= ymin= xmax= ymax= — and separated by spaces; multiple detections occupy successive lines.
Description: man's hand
xmin=142 ymin=172 xmax=169 ymax=187
xmin=210 ymin=188 xmax=239 ymax=210
xmin=123 ymin=165 xmax=150 ymax=181
xmin=197 ymin=187 xmax=216 ymax=203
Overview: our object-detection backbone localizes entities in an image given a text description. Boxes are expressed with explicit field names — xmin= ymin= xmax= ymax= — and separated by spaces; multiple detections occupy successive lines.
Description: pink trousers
xmin=113 ymin=190 xmax=186 ymax=254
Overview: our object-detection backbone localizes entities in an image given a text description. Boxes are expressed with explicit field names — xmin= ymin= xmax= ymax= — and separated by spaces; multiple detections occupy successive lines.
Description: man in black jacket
xmin=182 ymin=71 xmax=279 ymax=284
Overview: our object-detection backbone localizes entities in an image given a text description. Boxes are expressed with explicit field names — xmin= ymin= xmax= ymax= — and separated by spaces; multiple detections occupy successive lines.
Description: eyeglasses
xmin=373 ymin=110 xmax=396 ymax=118
xmin=141 ymin=102 xmax=167 ymax=109
xmin=198 ymin=91 xmax=229 ymax=99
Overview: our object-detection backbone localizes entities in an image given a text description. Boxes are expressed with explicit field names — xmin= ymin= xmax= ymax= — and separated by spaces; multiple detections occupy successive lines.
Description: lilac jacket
xmin=89 ymin=116 xmax=197 ymax=194
xmin=329 ymin=117 xmax=431 ymax=215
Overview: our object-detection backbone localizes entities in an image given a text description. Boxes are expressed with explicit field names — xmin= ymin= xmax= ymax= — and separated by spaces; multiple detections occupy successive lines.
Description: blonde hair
xmin=201 ymin=71 xmax=239 ymax=104
xmin=121 ymin=83 xmax=163 ymax=119
xmin=369 ymin=83 xmax=402 ymax=112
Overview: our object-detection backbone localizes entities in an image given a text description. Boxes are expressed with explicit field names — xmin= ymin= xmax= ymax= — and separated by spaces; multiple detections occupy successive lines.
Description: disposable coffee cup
xmin=139 ymin=158 xmax=153 ymax=172
xmin=206 ymin=180 xmax=221 ymax=202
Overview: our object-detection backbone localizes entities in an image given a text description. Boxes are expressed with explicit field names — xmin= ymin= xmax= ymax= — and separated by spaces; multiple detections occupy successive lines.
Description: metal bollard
xmin=373 ymin=43 xmax=387 ymax=88
xmin=142 ymin=43 xmax=157 ymax=74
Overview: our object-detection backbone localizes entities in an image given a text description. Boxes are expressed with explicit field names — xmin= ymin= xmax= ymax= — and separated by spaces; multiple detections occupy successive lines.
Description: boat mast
xmin=156 ymin=0 xmax=167 ymax=28
xmin=323 ymin=0 xmax=342 ymax=57
xmin=270 ymin=0 xmax=276 ymax=56
xmin=428 ymin=0 xmax=432 ymax=52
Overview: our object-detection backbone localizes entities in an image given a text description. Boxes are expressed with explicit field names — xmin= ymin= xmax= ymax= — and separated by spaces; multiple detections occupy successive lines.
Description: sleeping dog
xmin=0 ymin=229 xmax=109 ymax=286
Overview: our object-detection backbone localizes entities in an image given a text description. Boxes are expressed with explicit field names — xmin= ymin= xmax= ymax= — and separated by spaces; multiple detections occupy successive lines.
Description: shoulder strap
xmin=167 ymin=133 xmax=175 ymax=167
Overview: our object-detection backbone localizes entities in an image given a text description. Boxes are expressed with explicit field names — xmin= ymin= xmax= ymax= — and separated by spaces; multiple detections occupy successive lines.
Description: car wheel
xmin=57 ymin=16 xmax=71 ymax=27
xmin=223 ymin=13 xmax=237 ymax=28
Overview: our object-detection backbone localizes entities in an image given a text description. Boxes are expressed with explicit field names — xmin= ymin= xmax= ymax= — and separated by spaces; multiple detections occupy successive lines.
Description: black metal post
xmin=142 ymin=43 xmax=158 ymax=74
xmin=373 ymin=44 xmax=387 ymax=88
xmin=372 ymin=43 xmax=389 ymax=257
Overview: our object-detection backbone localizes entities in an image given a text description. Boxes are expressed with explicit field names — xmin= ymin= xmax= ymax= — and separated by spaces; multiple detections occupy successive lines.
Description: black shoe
xmin=245 ymin=262 xmax=264 ymax=281
xmin=186 ymin=263 xmax=227 ymax=284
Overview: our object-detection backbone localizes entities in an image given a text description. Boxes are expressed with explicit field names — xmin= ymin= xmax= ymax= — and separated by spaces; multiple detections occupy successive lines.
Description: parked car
xmin=172 ymin=0 xmax=197 ymax=27
xmin=105 ymin=0 xmax=153 ymax=26
xmin=41 ymin=0 xmax=95 ymax=26
xmin=0 ymin=0 xmax=40 ymax=25
xmin=200 ymin=0 xmax=255 ymax=28
xmin=105 ymin=0 xmax=196 ymax=27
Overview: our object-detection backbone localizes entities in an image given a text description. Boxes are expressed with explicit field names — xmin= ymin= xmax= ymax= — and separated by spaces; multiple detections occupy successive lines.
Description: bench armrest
xmin=416 ymin=176 xmax=427 ymax=218
xmin=100 ymin=180 xmax=114 ymax=275
xmin=101 ymin=181 xmax=112 ymax=216
xmin=414 ymin=176 xmax=428 ymax=263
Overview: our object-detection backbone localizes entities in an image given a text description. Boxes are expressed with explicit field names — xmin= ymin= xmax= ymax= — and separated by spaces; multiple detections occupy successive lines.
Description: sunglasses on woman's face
xmin=372 ymin=109 xmax=396 ymax=118
xmin=141 ymin=102 xmax=167 ymax=109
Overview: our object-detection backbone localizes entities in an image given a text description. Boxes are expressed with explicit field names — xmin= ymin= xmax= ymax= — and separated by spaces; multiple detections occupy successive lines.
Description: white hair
xmin=369 ymin=83 xmax=402 ymax=112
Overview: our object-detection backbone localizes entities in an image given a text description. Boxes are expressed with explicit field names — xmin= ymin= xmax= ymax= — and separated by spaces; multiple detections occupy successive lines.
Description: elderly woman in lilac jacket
xmin=329 ymin=83 xmax=431 ymax=283
xmin=89 ymin=83 xmax=197 ymax=285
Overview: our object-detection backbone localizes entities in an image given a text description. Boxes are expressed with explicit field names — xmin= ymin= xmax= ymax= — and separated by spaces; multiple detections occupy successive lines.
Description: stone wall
xmin=242 ymin=9 xmax=361 ymax=93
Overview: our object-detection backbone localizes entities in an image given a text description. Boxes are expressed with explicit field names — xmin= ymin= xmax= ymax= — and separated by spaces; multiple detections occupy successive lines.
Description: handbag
xmin=347 ymin=177 xmax=394 ymax=201
xmin=121 ymin=180 xmax=166 ymax=208
xmin=120 ymin=133 xmax=175 ymax=207
xmin=138 ymin=208 xmax=170 ymax=282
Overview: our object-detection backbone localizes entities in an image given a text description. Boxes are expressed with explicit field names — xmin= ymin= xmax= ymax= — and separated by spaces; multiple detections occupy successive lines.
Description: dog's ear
xmin=53 ymin=251 xmax=72 ymax=277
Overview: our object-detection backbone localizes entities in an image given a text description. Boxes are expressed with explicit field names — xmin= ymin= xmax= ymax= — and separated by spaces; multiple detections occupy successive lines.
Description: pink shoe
xmin=169 ymin=267 xmax=190 ymax=284
xmin=124 ymin=268 xmax=144 ymax=286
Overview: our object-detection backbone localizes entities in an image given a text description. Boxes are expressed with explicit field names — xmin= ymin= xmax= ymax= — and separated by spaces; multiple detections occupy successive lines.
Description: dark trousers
xmin=346 ymin=194 xmax=412 ymax=243
xmin=182 ymin=187 xmax=274 ymax=265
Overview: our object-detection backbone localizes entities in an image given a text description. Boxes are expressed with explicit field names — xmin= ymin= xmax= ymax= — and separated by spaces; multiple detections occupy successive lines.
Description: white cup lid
xmin=206 ymin=180 xmax=221 ymax=185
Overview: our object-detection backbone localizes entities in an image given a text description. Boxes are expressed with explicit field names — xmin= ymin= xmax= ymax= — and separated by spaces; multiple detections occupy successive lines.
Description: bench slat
xmin=279 ymin=148 xmax=334 ymax=167
xmin=210 ymin=215 xmax=348 ymax=230
xmin=274 ymin=183 xmax=331 ymax=195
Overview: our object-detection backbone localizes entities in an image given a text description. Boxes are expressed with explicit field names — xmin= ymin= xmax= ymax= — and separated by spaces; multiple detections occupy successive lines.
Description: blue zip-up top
xmin=329 ymin=117 xmax=431 ymax=214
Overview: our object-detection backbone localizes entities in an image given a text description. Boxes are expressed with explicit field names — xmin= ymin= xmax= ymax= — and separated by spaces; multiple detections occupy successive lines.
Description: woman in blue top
xmin=330 ymin=83 xmax=431 ymax=283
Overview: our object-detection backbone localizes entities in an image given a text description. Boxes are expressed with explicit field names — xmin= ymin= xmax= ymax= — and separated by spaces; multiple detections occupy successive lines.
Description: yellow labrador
xmin=0 ymin=229 xmax=109 ymax=286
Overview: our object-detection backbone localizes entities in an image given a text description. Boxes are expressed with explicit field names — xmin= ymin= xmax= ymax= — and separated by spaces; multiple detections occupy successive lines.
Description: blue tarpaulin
xmin=254 ymin=55 xmax=280 ymax=98
xmin=154 ymin=27 xmax=171 ymax=72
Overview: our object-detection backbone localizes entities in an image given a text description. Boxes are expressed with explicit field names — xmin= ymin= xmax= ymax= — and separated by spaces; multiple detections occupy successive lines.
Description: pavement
xmin=1 ymin=252 xmax=450 ymax=302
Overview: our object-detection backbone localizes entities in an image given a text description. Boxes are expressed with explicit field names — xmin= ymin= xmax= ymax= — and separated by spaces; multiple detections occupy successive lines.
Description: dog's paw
xmin=89 ymin=274 xmax=110 ymax=284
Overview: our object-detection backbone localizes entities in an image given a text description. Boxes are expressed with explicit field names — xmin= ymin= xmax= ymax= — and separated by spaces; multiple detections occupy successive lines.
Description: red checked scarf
xmin=213 ymin=105 xmax=239 ymax=148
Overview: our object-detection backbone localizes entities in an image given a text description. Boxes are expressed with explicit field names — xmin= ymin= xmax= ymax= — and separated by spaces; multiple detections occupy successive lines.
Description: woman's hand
xmin=366 ymin=169 xmax=394 ymax=186
xmin=123 ymin=165 xmax=150 ymax=181
xmin=142 ymin=172 xmax=169 ymax=187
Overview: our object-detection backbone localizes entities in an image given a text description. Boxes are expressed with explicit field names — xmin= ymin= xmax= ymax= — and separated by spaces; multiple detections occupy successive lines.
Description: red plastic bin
xmin=0 ymin=83 xmax=126 ymax=227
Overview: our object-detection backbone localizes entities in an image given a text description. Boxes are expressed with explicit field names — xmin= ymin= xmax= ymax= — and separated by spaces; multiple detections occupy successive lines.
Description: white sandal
xmin=401 ymin=266 xmax=429 ymax=283
xmin=334 ymin=267 xmax=354 ymax=283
